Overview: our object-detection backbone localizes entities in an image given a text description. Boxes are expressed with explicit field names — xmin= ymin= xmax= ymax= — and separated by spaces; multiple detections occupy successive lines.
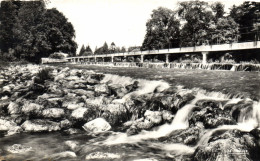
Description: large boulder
xmin=161 ymin=122 xmax=204 ymax=145
xmin=82 ymin=118 xmax=111 ymax=133
xmin=21 ymin=119 xmax=61 ymax=132
xmin=193 ymin=129 xmax=260 ymax=161
xmin=71 ymin=107 xmax=99 ymax=126
xmin=189 ymin=100 xmax=236 ymax=129
xmin=100 ymin=103 xmax=128 ymax=125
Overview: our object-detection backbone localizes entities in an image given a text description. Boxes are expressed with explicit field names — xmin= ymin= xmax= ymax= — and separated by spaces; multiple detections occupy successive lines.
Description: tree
xmin=178 ymin=1 xmax=214 ymax=46
xmin=102 ymin=42 xmax=109 ymax=54
xmin=85 ymin=45 xmax=93 ymax=55
xmin=229 ymin=2 xmax=260 ymax=41
xmin=121 ymin=46 xmax=126 ymax=53
xmin=142 ymin=7 xmax=180 ymax=50
xmin=211 ymin=2 xmax=225 ymax=21
xmin=0 ymin=1 xmax=77 ymax=63
xmin=210 ymin=17 xmax=240 ymax=44
xmin=79 ymin=45 xmax=85 ymax=56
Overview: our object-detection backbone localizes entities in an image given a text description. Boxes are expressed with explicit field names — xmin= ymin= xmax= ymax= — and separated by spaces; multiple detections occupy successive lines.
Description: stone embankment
xmin=0 ymin=64 xmax=259 ymax=160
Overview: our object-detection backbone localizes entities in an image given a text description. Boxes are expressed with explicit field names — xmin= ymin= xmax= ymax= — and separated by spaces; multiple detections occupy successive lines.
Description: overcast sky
xmin=47 ymin=0 xmax=246 ymax=53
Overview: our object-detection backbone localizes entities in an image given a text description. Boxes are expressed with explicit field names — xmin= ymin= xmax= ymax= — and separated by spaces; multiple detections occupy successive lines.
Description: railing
xmin=67 ymin=41 xmax=260 ymax=60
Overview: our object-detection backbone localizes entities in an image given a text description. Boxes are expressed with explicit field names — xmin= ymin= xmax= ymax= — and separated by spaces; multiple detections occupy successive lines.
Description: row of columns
xmin=68 ymin=52 xmax=209 ymax=64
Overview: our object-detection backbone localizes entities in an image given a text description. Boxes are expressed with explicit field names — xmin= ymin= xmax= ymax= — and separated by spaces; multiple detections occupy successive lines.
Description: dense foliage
xmin=141 ymin=1 xmax=258 ymax=50
xmin=0 ymin=0 xmax=77 ymax=63
xmin=94 ymin=42 xmax=126 ymax=55
xmin=79 ymin=45 xmax=93 ymax=56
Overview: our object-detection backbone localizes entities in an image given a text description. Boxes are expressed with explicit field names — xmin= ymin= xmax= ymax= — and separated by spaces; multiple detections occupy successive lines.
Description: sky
xmin=46 ymin=0 xmax=247 ymax=53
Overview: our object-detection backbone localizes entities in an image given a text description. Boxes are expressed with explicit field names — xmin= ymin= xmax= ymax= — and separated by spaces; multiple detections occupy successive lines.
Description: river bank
xmin=0 ymin=64 xmax=259 ymax=160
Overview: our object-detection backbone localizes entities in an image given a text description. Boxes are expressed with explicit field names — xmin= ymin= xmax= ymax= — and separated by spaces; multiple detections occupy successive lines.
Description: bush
xmin=34 ymin=68 xmax=53 ymax=84
xmin=49 ymin=52 xmax=65 ymax=59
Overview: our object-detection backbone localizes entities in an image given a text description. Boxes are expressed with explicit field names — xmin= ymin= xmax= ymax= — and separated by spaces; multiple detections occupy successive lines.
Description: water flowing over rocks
xmin=193 ymin=129 xmax=260 ymax=161
xmin=85 ymin=152 xmax=121 ymax=160
xmin=0 ymin=64 xmax=260 ymax=160
xmin=7 ymin=144 xmax=32 ymax=153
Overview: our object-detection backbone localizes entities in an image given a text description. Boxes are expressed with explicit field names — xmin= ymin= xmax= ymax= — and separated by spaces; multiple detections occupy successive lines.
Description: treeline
xmin=141 ymin=1 xmax=260 ymax=50
xmin=93 ymin=42 xmax=127 ymax=55
xmin=0 ymin=0 xmax=77 ymax=63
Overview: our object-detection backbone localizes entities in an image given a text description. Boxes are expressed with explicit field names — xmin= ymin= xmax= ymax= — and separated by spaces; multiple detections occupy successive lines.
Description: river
xmin=0 ymin=64 xmax=259 ymax=161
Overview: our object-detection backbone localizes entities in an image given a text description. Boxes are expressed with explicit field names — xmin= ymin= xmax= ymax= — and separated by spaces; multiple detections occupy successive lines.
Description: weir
xmin=66 ymin=41 xmax=260 ymax=65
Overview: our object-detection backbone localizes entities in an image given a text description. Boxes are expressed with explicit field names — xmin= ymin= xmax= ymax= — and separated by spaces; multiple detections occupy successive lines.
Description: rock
xmin=64 ymin=128 xmax=82 ymax=135
xmin=36 ymin=93 xmax=63 ymax=108
xmin=2 ymin=85 xmax=12 ymax=95
xmin=66 ymin=102 xmax=84 ymax=110
xmin=50 ymin=151 xmax=77 ymax=159
xmin=0 ymin=118 xmax=17 ymax=131
xmin=60 ymin=119 xmax=72 ymax=129
xmin=85 ymin=152 xmax=120 ymax=160
xmin=21 ymin=102 xmax=44 ymax=116
xmin=64 ymin=140 xmax=80 ymax=151
xmin=125 ymin=81 xmax=139 ymax=92
xmin=7 ymin=102 xmax=20 ymax=115
xmin=54 ymin=73 xmax=68 ymax=82
xmin=90 ymin=74 xmax=105 ymax=81
xmin=21 ymin=119 xmax=61 ymax=132
xmin=189 ymin=101 xmax=236 ymax=129
xmin=126 ymin=118 xmax=154 ymax=136
xmin=82 ymin=118 xmax=111 ymax=133
xmin=65 ymin=75 xmax=81 ymax=81
xmin=0 ymin=100 xmax=9 ymax=113
xmin=94 ymin=84 xmax=109 ymax=94
xmin=161 ymin=123 xmax=204 ymax=145
xmin=7 ymin=144 xmax=32 ymax=153
xmin=250 ymin=128 xmax=260 ymax=146
xmin=144 ymin=110 xmax=162 ymax=125
xmin=6 ymin=126 xmax=23 ymax=136
xmin=85 ymin=96 xmax=104 ymax=107
xmin=71 ymin=89 xmax=95 ymax=97
xmin=100 ymin=103 xmax=128 ymax=125
xmin=162 ymin=110 xmax=174 ymax=123
xmin=71 ymin=107 xmax=88 ymax=119
xmin=42 ymin=108 xmax=65 ymax=119
xmin=109 ymin=84 xmax=128 ymax=98
xmin=193 ymin=129 xmax=260 ymax=161
xmin=172 ymin=92 xmax=195 ymax=111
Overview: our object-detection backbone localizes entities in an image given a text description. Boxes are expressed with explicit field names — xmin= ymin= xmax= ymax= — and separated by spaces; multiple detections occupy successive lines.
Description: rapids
xmin=0 ymin=65 xmax=260 ymax=161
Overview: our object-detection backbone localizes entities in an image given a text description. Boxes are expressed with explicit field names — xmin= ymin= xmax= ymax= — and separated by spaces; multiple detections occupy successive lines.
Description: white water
xmin=101 ymin=74 xmax=170 ymax=103
xmin=103 ymin=81 xmax=260 ymax=151
xmin=96 ymin=73 xmax=260 ymax=158
xmin=104 ymin=104 xmax=196 ymax=145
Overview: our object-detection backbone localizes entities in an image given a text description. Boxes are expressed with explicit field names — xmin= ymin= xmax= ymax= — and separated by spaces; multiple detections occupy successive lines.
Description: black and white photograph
xmin=0 ymin=0 xmax=260 ymax=160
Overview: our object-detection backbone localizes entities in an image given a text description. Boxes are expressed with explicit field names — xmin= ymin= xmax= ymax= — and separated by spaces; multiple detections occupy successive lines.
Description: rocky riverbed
xmin=0 ymin=64 xmax=259 ymax=160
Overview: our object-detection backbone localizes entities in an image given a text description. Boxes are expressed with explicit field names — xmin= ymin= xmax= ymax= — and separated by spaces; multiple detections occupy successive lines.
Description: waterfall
xmin=104 ymin=104 xmax=197 ymax=145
